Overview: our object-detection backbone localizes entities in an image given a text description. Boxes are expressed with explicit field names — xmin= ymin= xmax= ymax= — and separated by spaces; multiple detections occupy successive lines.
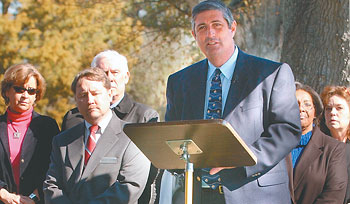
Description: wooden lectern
xmin=123 ymin=119 xmax=257 ymax=204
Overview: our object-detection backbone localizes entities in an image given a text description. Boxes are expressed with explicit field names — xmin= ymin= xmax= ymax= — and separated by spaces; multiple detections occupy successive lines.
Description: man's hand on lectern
xmin=209 ymin=167 xmax=236 ymax=175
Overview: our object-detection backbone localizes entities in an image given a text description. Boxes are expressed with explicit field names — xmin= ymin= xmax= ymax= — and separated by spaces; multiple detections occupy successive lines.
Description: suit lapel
xmin=293 ymin=128 xmax=323 ymax=190
xmin=184 ymin=50 xmax=252 ymax=119
xmin=185 ymin=60 xmax=208 ymax=120
xmin=0 ymin=114 xmax=10 ymax=160
xmin=223 ymin=49 xmax=251 ymax=118
xmin=114 ymin=94 xmax=133 ymax=120
xmin=81 ymin=114 xmax=121 ymax=179
xmin=286 ymin=153 xmax=295 ymax=204
xmin=66 ymin=124 xmax=85 ymax=179
xmin=20 ymin=112 xmax=38 ymax=176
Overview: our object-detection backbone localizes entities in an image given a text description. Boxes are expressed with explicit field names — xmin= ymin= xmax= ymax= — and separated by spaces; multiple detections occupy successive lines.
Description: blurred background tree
xmin=0 ymin=0 xmax=143 ymax=125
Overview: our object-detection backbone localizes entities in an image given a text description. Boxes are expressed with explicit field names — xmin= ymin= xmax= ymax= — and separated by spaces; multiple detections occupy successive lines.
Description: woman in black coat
xmin=0 ymin=64 xmax=59 ymax=204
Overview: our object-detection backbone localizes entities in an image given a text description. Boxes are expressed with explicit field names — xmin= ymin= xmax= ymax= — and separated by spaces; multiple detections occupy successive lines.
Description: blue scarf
xmin=291 ymin=129 xmax=312 ymax=168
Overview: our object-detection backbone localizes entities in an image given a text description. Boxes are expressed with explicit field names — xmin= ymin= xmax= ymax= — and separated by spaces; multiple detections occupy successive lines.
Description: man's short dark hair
xmin=71 ymin=67 xmax=111 ymax=94
xmin=191 ymin=0 xmax=234 ymax=31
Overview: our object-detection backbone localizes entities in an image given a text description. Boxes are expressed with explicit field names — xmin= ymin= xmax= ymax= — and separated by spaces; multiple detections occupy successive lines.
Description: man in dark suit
xmin=43 ymin=68 xmax=150 ymax=203
xmin=61 ymin=50 xmax=159 ymax=130
xmin=61 ymin=50 xmax=161 ymax=203
xmin=162 ymin=1 xmax=301 ymax=203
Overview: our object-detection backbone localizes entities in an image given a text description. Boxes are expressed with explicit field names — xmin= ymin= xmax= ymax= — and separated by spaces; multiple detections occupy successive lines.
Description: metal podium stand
xmin=124 ymin=119 xmax=257 ymax=204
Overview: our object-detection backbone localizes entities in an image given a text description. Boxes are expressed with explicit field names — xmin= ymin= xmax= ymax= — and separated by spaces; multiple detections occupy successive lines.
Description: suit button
xmin=196 ymin=176 xmax=201 ymax=182
xmin=21 ymin=159 xmax=24 ymax=163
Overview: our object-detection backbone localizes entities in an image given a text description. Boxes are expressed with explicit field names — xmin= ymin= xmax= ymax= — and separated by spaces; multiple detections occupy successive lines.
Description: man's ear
xmin=74 ymin=94 xmax=79 ymax=106
xmin=124 ymin=71 xmax=130 ymax=85
xmin=230 ymin=20 xmax=237 ymax=38
xmin=108 ymin=88 xmax=113 ymax=102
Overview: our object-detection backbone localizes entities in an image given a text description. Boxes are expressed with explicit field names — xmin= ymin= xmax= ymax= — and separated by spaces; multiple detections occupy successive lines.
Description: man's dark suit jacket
xmin=0 ymin=111 xmax=59 ymax=204
xmin=61 ymin=93 xmax=161 ymax=203
xmin=61 ymin=93 xmax=159 ymax=131
xmin=165 ymin=48 xmax=301 ymax=203
xmin=287 ymin=127 xmax=347 ymax=204
xmin=43 ymin=112 xmax=150 ymax=204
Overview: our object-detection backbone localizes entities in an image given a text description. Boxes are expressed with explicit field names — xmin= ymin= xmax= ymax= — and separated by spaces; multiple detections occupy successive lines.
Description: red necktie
xmin=85 ymin=125 xmax=99 ymax=165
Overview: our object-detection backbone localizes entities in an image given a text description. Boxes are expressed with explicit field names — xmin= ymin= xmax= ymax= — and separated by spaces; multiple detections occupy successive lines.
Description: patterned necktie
xmin=85 ymin=125 xmax=99 ymax=166
xmin=202 ymin=68 xmax=222 ymax=189
xmin=206 ymin=69 xmax=222 ymax=119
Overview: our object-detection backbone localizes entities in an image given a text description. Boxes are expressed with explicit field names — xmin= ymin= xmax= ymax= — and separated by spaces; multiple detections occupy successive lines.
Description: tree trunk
xmin=281 ymin=0 xmax=350 ymax=92
xmin=1 ymin=0 xmax=10 ymax=14
xmin=234 ymin=0 xmax=283 ymax=62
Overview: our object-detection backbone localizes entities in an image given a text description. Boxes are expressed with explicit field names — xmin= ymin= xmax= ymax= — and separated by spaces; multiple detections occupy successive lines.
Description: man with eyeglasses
xmin=61 ymin=50 xmax=161 ymax=204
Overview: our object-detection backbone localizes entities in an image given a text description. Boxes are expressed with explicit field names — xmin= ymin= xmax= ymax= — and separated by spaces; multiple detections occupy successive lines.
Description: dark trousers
xmin=172 ymin=170 xmax=225 ymax=204
xmin=201 ymin=188 xmax=225 ymax=204
xmin=172 ymin=188 xmax=225 ymax=204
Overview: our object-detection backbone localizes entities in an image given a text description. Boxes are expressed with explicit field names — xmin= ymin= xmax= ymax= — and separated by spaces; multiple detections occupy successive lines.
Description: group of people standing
xmin=289 ymin=83 xmax=350 ymax=204
xmin=0 ymin=50 xmax=161 ymax=204
xmin=0 ymin=0 xmax=349 ymax=204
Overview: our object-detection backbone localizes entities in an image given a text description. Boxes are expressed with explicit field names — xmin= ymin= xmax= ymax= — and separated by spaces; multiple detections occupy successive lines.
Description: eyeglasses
xmin=13 ymin=86 xmax=38 ymax=95
xmin=299 ymin=102 xmax=314 ymax=111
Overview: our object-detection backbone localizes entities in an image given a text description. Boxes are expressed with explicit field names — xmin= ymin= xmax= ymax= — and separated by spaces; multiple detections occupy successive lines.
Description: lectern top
xmin=124 ymin=119 xmax=257 ymax=169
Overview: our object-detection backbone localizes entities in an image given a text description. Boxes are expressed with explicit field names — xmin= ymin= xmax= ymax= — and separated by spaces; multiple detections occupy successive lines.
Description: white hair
xmin=91 ymin=50 xmax=129 ymax=73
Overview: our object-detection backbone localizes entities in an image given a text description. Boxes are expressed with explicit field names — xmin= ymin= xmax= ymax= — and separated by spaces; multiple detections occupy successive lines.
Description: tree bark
xmin=281 ymin=0 xmax=350 ymax=92
xmin=234 ymin=0 xmax=283 ymax=62
xmin=1 ymin=0 xmax=11 ymax=14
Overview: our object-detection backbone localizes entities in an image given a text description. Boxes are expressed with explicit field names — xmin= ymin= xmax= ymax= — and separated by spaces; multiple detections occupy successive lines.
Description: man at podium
xmin=162 ymin=0 xmax=301 ymax=203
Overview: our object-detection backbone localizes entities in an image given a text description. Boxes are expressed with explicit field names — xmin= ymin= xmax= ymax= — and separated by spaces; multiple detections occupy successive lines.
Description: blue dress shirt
xmin=204 ymin=46 xmax=239 ymax=118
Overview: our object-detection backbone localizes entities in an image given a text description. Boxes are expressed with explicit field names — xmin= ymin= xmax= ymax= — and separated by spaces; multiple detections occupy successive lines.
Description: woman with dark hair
xmin=288 ymin=82 xmax=347 ymax=204
xmin=0 ymin=64 xmax=59 ymax=204
xmin=320 ymin=86 xmax=350 ymax=203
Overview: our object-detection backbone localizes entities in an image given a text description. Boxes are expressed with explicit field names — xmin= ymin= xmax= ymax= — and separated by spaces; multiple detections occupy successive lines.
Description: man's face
xmin=192 ymin=10 xmax=236 ymax=67
xmin=75 ymin=78 xmax=112 ymax=125
xmin=97 ymin=57 xmax=129 ymax=102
